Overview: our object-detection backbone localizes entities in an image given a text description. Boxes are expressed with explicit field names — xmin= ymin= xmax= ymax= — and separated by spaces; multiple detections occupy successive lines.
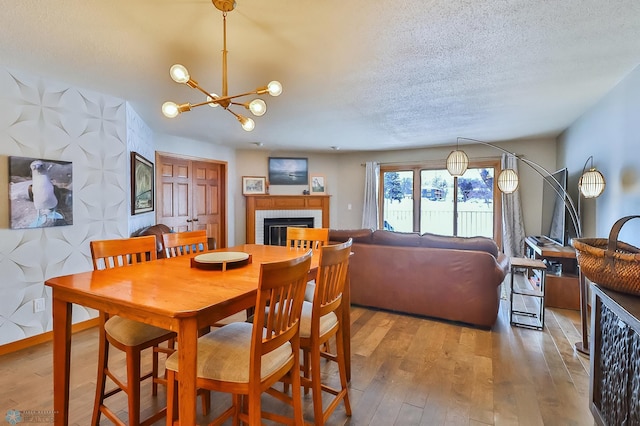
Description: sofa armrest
xmin=496 ymin=252 xmax=510 ymax=277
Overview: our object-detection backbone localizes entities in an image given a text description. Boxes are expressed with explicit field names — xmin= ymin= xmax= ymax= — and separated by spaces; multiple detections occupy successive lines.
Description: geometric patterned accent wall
xmin=126 ymin=103 xmax=156 ymax=236
xmin=0 ymin=67 xmax=130 ymax=345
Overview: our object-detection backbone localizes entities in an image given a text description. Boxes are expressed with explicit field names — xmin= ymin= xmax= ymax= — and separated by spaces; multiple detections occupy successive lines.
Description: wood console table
xmin=245 ymin=195 xmax=330 ymax=244
xmin=524 ymin=236 xmax=580 ymax=310
xmin=590 ymin=284 xmax=640 ymax=425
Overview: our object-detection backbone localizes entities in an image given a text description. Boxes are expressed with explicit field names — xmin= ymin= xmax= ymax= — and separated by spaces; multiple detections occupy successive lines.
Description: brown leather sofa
xmin=329 ymin=229 xmax=510 ymax=328
xmin=131 ymin=224 xmax=172 ymax=257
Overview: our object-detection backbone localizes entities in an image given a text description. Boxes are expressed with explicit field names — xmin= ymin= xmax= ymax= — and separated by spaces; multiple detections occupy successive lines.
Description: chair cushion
xmin=104 ymin=316 xmax=173 ymax=346
xmin=165 ymin=322 xmax=293 ymax=383
xmin=304 ymin=280 xmax=316 ymax=302
xmin=299 ymin=301 xmax=338 ymax=339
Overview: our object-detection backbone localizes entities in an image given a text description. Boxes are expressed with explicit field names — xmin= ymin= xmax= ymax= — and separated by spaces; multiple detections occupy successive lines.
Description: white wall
xmin=5 ymin=56 xmax=626 ymax=346
xmin=235 ymin=138 xmax=558 ymax=242
xmin=0 ymin=66 xmax=237 ymax=346
xmin=0 ymin=67 xmax=130 ymax=344
xmin=559 ymin=64 xmax=640 ymax=246
xmin=234 ymin=150 xmax=341 ymax=244
xmin=127 ymin=104 xmax=157 ymax=235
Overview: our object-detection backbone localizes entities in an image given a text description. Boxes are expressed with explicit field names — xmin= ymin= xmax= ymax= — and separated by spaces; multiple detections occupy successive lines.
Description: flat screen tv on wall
xmin=541 ymin=168 xmax=576 ymax=246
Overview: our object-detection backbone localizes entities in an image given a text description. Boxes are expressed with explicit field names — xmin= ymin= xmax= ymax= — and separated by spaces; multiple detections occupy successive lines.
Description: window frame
xmin=379 ymin=157 xmax=503 ymax=248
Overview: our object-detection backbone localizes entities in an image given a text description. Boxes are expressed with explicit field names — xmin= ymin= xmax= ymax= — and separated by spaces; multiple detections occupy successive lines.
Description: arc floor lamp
xmin=446 ymin=137 xmax=606 ymax=356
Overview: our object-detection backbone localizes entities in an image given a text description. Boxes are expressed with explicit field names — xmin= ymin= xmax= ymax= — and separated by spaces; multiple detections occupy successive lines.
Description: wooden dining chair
xmin=165 ymin=250 xmax=313 ymax=425
xmin=90 ymin=235 xmax=176 ymax=426
xmin=163 ymin=229 xmax=220 ymax=353
xmin=285 ymin=226 xmax=329 ymax=251
xmin=162 ymin=230 xmax=208 ymax=258
xmin=298 ymin=238 xmax=353 ymax=425
xmin=286 ymin=227 xmax=329 ymax=302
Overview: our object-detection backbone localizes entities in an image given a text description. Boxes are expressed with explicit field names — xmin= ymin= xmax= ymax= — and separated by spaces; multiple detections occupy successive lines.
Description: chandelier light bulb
xmin=207 ymin=94 xmax=220 ymax=107
xmin=248 ymin=99 xmax=267 ymax=116
xmin=267 ymin=81 xmax=283 ymax=97
xmin=162 ymin=101 xmax=180 ymax=118
xmin=169 ymin=64 xmax=190 ymax=84
xmin=238 ymin=115 xmax=255 ymax=131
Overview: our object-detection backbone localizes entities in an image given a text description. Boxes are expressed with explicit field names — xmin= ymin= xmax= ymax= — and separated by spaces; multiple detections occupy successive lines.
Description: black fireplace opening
xmin=264 ymin=217 xmax=314 ymax=246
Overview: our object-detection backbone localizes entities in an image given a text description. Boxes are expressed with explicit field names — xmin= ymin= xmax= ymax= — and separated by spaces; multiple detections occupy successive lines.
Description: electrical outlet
xmin=33 ymin=298 xmax=46 ymax=313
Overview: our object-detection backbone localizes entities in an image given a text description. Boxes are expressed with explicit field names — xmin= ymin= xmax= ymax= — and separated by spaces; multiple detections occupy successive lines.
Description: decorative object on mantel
xmin=310 ymin=174 xmax=326 ymax=194
xmin=446 ymin=137 xmax=606 ymax=357
xmin=191 ymin=251 xmax=252 ymax=271
xmin=242 ymin=176 xmax=267 ymax=195
xmin=573 ymin=215 xmax=640 ymax=296
xmin=161 ymin=0 xmax=282 ymax=131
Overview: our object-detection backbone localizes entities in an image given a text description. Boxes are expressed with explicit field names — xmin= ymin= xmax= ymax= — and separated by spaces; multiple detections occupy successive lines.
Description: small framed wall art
xmin=309 ymin=174 xmax=326 ymax=194
xmin=242 ymin=176 xmax=267 ymax=195
xmin=131 ymin=152 xmax=154 ymax=215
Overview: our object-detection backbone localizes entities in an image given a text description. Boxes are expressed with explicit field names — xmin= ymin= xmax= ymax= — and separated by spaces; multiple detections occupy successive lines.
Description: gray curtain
xmin=361 ymin=161 xmax=379 ymax=230
xmin=501 ymin=154 xmax=526 ymax=257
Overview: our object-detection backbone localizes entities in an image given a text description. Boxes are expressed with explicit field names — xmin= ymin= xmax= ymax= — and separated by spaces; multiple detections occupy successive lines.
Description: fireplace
xmin=245 ymin=195 xmax=330 ymax=244
xmin=264 ymin=217 xmax=315 ymax=246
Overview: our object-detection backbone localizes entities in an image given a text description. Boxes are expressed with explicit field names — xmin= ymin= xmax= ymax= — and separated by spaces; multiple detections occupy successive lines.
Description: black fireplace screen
xmin=264 ymin=217 xmax=314 ymax=246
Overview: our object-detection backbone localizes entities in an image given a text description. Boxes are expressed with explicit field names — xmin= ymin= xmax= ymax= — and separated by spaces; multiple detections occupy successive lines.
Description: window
xmin=381 ymin=170 xmax=414 ymax=232
xmin=380 ymin=159 xmax=502 ymax=244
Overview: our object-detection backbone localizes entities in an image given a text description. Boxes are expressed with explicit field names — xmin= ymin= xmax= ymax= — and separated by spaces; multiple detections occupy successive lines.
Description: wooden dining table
xmin=46 ymin=243 xmax=351 ymax=425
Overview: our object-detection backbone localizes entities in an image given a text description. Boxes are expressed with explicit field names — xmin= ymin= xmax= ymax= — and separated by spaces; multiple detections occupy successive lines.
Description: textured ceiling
xmin=1 ymin=0 xmax=640 ymax=152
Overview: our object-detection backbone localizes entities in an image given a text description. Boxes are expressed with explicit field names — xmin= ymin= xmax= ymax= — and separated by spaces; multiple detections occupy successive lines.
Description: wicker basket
xmin=572 ymin=215 xmax=640 ymax=296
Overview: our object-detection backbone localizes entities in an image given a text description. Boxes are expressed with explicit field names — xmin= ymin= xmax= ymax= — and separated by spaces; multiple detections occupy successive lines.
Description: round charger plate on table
xmin=191 ymin=251 xmax=251 ymax=271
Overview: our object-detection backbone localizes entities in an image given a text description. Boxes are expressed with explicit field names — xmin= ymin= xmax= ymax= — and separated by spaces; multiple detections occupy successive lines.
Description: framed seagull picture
xmin=8 ymin=156 xmax=73 ymax=229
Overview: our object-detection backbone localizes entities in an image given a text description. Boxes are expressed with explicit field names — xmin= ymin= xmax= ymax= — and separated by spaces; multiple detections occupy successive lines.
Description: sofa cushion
xmin=329 ymin=228 xmax=373 ymax=244
xmin=420 ymin=232 xmax=499 ymax=257
xmin=371 ymin=230 xmax=421 ymax=247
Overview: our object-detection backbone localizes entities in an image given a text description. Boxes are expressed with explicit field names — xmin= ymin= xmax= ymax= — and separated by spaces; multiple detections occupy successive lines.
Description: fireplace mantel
xmin=245 ymin=195 xmax=330 ymax=244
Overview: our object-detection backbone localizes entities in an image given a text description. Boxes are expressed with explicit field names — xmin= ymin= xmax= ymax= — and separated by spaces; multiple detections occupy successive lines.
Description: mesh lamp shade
xmin=497 ymin=169 xmax=519 ymax=193
xmin=446 ymin=150 xmax=469 ymax=177
xmin=579 ymin=168 xmax=606 ymax=198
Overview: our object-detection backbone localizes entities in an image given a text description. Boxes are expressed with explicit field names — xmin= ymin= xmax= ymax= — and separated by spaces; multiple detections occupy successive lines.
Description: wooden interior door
xmin=192 ymin=160 xmax=225 ymax=248
xmin=156 ymin=153 xmax=227 ymax=248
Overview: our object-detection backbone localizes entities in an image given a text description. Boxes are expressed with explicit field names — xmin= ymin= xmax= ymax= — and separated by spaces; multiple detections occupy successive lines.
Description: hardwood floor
xmin=0 ymin=277 xmax=594 ymax=425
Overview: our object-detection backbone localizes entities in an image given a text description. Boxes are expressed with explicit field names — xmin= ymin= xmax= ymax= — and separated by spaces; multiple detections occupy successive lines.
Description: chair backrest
xmin=285 ymin=227 xmax=329 ymax=251
xmin=251 ymin=250 xmax=313 ymax=374
xmin=312 ymin=238 xmax=353 ymax=320
xmin=90 ymin=235 xmax=158 ymax=270
xmin=162 ymin=230 xmax=208 ymax=258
